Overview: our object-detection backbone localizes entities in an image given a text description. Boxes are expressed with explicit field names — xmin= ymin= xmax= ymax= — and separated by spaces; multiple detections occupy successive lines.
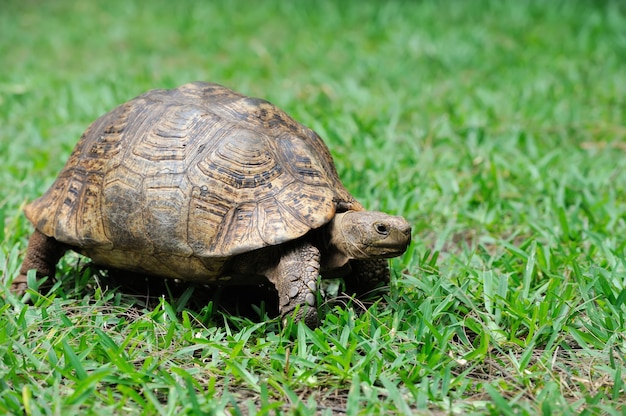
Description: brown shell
xmin=25 ymin=82 xmax=361 ymax=278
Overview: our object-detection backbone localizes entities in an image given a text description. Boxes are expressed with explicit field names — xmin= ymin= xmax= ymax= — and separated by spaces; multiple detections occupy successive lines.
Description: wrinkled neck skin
xmin=326 ymin=212 xmax=370 ymax=260
xmin=299 ymin=213 xmax=357 ymax=274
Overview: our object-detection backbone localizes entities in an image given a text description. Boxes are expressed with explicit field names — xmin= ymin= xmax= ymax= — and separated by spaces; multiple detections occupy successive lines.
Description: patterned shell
xmin=25 ymin=82 xmax=361 ymax=263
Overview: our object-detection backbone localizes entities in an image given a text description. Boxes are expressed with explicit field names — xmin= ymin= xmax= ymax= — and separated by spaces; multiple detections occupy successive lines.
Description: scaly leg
xmin=12 ymin=230 xmax=67 ymax=296
xmin=265 ymin=241 xmax=320 ymax=328
xmin=343 ymin=259 xmax=390 ymax=298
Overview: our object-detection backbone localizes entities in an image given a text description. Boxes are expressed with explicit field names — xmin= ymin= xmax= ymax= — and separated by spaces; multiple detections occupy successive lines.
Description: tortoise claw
xmin=9 ymin=281 xmax=28 ymax=297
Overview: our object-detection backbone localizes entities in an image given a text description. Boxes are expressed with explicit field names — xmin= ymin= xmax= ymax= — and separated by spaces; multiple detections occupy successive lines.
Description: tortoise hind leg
xmin=343 ymin=259 xmax=390 ymax=298
xmin=11 ymin=230 xmax=67 ymax=296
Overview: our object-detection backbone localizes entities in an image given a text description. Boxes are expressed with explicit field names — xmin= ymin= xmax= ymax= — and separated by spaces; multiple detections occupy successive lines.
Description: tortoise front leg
xmin=12 ymin=230 xmax=67 ymax=296
xmin=265 ymin=241 xmax=320 ymax=328
xmin=343 ymin=259 xmax=390 ymax=298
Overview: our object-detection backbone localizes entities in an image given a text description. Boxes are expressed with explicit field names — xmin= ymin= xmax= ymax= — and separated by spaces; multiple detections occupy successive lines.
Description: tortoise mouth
xmin=367 ymin=240 xmax=411 ymax=258
xmin=369 ymin=227 xmax=411 ymax=257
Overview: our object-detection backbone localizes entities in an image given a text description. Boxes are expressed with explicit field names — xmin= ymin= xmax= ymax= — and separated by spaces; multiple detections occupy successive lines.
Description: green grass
xmin=2 ymin=0 xmax=626 ymax=414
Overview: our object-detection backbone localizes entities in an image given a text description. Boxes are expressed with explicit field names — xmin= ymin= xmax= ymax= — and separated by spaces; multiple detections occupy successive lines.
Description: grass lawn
xmin=1 ymin=0 xmax=626 ymax=414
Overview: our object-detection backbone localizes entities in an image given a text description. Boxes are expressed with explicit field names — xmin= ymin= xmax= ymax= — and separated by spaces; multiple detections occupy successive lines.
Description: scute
xmin=25 ymin=82 xmax=360 ymax=269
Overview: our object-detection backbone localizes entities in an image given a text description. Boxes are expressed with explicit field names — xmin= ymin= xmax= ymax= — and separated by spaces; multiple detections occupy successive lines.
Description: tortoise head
xmin=327 ymin=211 xmax=411 ymax=259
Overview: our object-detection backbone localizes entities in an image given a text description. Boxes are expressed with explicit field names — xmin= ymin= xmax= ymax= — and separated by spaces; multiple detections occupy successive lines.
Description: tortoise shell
xmin=24 ymin=82 xmax=363 ymax=280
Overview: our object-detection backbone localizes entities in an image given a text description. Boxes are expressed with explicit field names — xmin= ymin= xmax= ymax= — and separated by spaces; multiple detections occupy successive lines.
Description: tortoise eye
xmin=374 ymin=223 xmax=389 ymax=236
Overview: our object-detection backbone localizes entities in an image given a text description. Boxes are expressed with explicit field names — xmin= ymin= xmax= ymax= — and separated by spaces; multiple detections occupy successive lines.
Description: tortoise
xmin=13 ymin=82 xmax=411 ymax=326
